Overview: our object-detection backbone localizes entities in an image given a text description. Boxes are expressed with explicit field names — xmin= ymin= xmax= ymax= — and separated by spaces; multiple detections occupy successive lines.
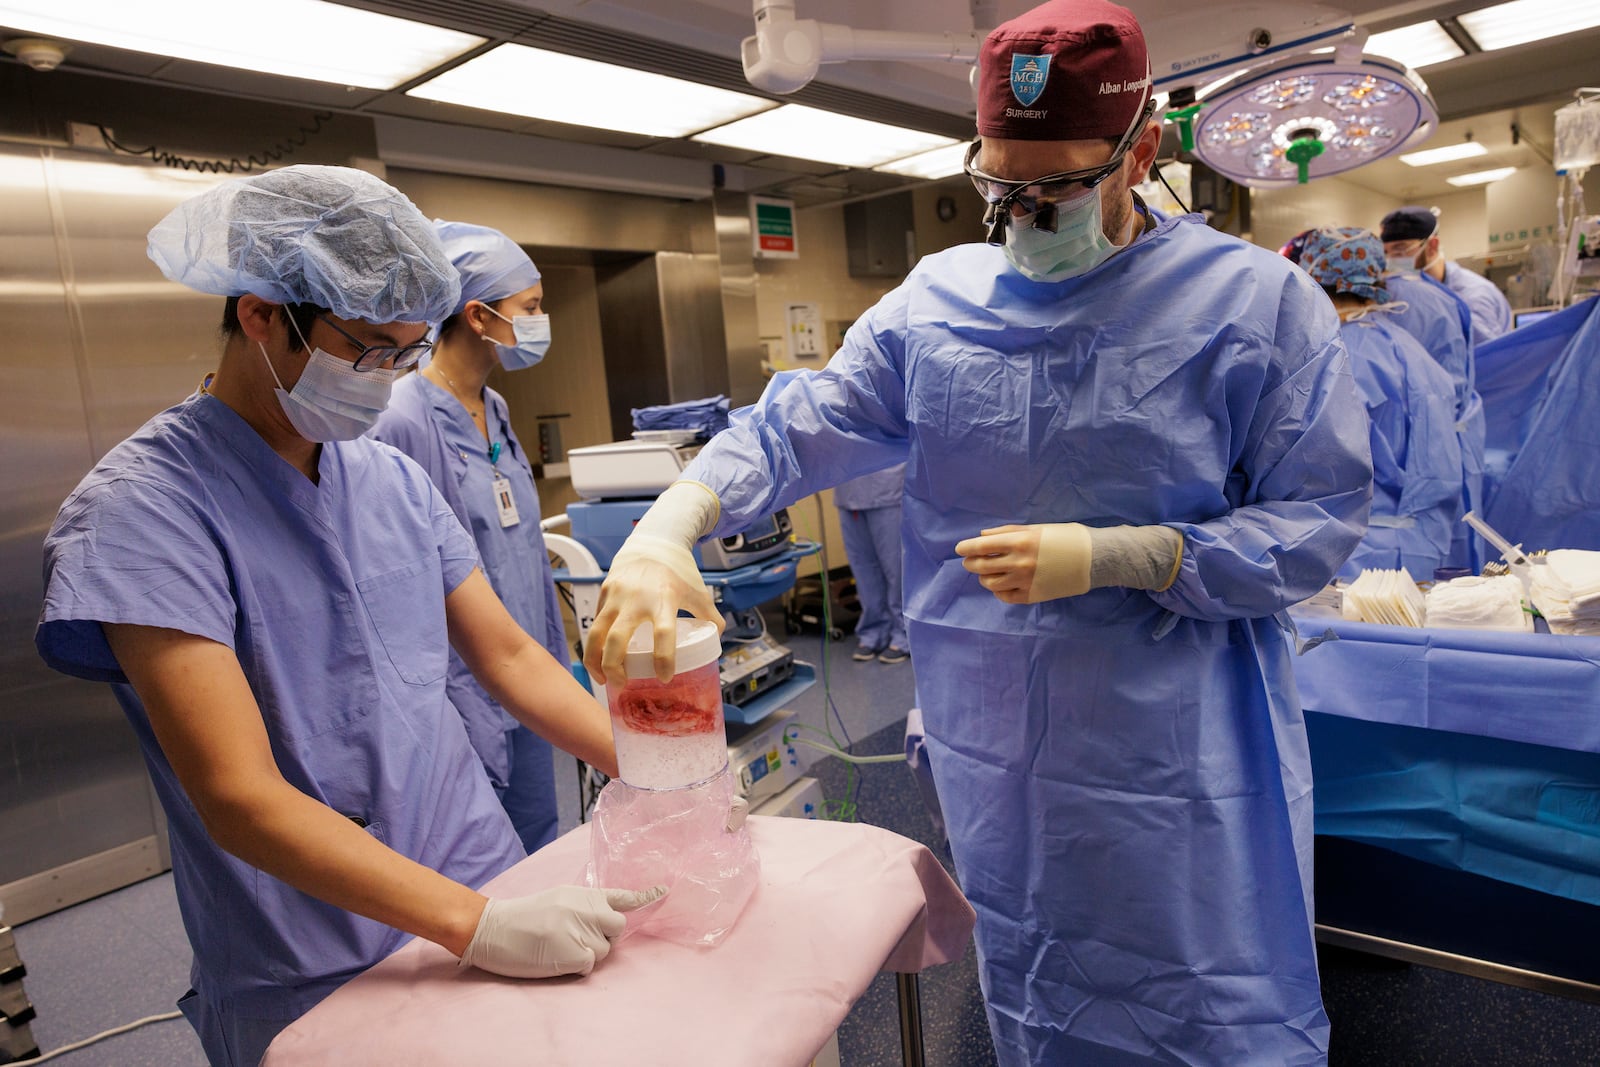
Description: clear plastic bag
xmin=587 ymin=768 xmax=759 ymax=947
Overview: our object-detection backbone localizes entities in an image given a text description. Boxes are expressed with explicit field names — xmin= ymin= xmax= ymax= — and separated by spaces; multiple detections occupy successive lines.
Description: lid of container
xmin=622 ymin=618 xmax=722 ymax=679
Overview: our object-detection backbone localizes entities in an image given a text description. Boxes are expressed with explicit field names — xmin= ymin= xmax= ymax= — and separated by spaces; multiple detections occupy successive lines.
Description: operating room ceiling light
xmin=1190 ymin=51 xmax=1436 ymax=188
xmin=1446 ymin=166 xmax=1518 ymax=186
xmin=407 ymin=44 xmax=778 ymax=139
xmin=873 ymin=142 xmax=968 ymax=179
xmin=1362 ymin=24 xmax=1466 ymax=69
xmin=1400 ymin=141 xmax=1489 ymax=167
xmin=0 ymin=0 xmax=483 ymax=89
xmin=693 ymin=105 xmax=960 ymax=169
xmin=1457 ymin=0 xmax=1600 ymax=51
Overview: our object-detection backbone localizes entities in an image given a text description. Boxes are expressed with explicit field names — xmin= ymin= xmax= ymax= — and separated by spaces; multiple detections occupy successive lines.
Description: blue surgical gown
xmin=1385 ymin=270 xmax=1484 ymax=568
xmin=1443 ymin=260 xmax=1514 ymax=343
xmin=369 ymin=373 xmax=567 ymax=851
xmin=682 ymin=212 xmax=1372 ymax=1066
xmin=36 ymin=391 xmax=523 ymax=1067
xmin=1479 ymin=297 xmax=1600 ymax=550
xmin=1337 ymin=314 xmax=1464 ymax=579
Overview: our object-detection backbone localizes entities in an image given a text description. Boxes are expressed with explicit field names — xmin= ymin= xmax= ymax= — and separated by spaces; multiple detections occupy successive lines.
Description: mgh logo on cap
xmin=1010 ymin=54 xmax=1050 ymax=106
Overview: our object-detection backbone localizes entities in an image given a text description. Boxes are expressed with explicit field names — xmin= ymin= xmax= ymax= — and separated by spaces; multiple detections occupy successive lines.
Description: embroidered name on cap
xmin=1010 ymin=54 xmax=1050 ymax=106
xmin=1098 ymin=75 xmax=1151 ymax=95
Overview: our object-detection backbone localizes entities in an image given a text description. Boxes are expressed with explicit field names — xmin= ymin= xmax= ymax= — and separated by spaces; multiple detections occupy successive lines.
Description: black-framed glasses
xmin=964 ymin=87 xmax=1157 ymax=244
xmin=315 ymin=314 xmax=433 ymax=372
xmin=964 ymin=140 xmax=1125 ymax=244
xmin=964 ymin=139 xmax=1124 ymax=213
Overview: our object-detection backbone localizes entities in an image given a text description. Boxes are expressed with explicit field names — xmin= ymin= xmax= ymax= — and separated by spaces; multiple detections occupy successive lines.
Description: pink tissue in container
xmin=606 ymin=619 xmax=727 ymax=790
xmin=594 ymin=619 xmax=758 ymax=946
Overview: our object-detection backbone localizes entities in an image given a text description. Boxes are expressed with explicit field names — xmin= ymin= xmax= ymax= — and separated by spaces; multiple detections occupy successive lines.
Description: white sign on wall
xmin=784 ymin=302 xmax=824 ymax=362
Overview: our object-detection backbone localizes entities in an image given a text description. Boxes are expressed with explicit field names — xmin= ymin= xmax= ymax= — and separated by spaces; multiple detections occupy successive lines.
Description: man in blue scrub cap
xmin=1382 ymin=205 xmax=1513 ymax=343
xmin=1296 ymin=228 xmax=1465 ymax=579
xmin=371 ymin=220 xmax=567 ymax=853
xmin=584 ymin=1 xmax=1372 ymax=1063
xmin=36 ymin=165 xmax=659 ymax=1067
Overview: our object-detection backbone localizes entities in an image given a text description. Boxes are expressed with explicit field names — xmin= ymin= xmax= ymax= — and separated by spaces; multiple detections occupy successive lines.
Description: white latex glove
xmin=955 ymin=523 xmax=1182 ymax=604
xmin=727 ymin=793 xmax=750 ymax=832
xmin=459 ymin=885 xmax=667 ymax=979
xmin=586 ymin=481 xmax=723 ymax=685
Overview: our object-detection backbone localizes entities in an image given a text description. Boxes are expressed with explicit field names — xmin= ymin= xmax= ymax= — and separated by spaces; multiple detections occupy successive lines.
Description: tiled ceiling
xmin=1 ymin=0 xmax=1595 ymax=205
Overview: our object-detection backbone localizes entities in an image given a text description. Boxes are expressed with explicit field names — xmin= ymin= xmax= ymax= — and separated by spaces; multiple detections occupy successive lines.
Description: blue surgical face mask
xmin=1003 ymin=185 xmax=1124 ymax=283
xmin=481 ymin=304 xmax=551 ymax=370
xmin=261 ymin=316 xmax=396 ymax=442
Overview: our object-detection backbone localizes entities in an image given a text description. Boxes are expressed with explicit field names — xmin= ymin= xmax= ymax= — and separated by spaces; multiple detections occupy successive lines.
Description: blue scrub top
xmin=370 ymin=373 xmax=568 ymax=785
xmin=1444 ymin=260 xmax=1514 ymax=343
xmin=833 ymin=462 xmax=906 ymax=511
xmin=683 ymin=211 xmax=1372 ymax=1065
xmin=1338 ymin=314 xmax=1464 ymax=579
xmin=36 ymin=391 xmax=523 ymax=1022
xmin=1385 ymin=270 xmax=1486 ymax=568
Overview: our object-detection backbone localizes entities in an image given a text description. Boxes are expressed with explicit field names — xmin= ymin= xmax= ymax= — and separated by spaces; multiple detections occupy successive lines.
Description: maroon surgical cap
xmin=976 ymin=0 xmax=1150 ymax=142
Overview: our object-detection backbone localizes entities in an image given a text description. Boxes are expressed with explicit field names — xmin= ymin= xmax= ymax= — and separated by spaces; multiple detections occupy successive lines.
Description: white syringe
xmin=1462 ymin=511 xmax=1539 ymax=594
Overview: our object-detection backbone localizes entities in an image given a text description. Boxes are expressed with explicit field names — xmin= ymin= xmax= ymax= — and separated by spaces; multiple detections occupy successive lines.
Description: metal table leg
xmin=896 ymin=971 xmax=925 ymax=1067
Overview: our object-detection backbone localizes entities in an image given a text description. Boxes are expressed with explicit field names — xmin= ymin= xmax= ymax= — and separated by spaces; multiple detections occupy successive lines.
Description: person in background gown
xmin=370 ymin=220 xmax=568 ymax=853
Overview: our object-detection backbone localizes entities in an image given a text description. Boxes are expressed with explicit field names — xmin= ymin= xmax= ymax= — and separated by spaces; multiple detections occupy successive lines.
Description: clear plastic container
xmin=607 ymin=619 xmax=726 ymax=790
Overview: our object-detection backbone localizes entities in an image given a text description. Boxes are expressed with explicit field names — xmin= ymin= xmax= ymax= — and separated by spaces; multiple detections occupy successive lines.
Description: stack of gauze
xmin=1529 ymin=550 xmax=1600 ymax=635
xmin=1341 ymin=568 xmax=1426 ymax=627
xmin=1423 ymin=575 xmax=1531 ymax=632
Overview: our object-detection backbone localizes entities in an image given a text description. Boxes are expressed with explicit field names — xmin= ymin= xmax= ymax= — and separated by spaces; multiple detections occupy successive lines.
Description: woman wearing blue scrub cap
xmin=1295 ymin=227 xmax=1465 ymax=579
xmin=370 ymin=220 xmax=567 ymax=852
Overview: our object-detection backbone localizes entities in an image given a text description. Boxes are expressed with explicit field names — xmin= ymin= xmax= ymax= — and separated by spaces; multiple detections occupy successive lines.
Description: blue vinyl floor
xmin=12 ymin=625 xmax=1600 ymax=1065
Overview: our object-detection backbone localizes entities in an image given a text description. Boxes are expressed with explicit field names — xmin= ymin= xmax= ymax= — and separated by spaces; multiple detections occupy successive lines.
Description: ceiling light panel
xmin=1400 ymin=141 xmax=1489 ymax=166
xmin=1446 ymin=166 xmax=1518 ymax=186
xmin=1363 ymin=23 xmax=1466 ymax=68
xmin=408 ymin=44 xmax=778 ymax=138
xmin=873 ymin=142 xmax=969 ymax=179
xmin=1458 ymin=0 xmax=1600 ymax=51
xmin=0 ymin=0 xmax=484 ymax=89
xmin=694 ymin=105 xmax=960 ymax=169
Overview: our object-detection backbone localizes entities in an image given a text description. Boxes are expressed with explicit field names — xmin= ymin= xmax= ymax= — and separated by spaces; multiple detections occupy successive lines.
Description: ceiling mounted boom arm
xmin=741 ymin=0 xmax=983 ymax=94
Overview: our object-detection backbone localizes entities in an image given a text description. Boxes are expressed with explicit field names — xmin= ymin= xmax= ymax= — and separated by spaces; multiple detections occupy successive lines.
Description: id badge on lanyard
xmin=489 ymin=441 xmax=520 ymax=528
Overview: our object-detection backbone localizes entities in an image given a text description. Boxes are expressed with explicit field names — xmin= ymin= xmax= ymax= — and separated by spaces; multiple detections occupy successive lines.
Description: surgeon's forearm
xmin=205 ymin=779 xmax=488 ymax=956
xmin=480 ymin=643 xmax=618 ymax=778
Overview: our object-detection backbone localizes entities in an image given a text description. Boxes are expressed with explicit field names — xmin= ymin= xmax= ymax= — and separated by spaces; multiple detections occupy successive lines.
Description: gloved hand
xmin=955 ymin=523 xmax=1183 ymax=604
xmin=458 ymin=884 xmax=667 ymax=979
xmin=727 ymin=793 xmax=750 ymax=832
xmin=586 ymin=482 xmax=723 ymax=686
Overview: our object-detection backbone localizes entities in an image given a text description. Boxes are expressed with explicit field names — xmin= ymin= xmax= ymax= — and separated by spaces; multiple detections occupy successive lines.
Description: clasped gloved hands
xmin=586 ymin=482 xmax=723 ymax=685
xmin=955 ymin=523 xmax=1183 ymax=604
xmin=459 ymin=884 xmax=667 ymax=979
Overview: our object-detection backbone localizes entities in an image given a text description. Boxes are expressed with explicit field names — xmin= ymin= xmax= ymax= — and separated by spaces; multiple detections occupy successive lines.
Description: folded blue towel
xmin=631 ymin=395 xmax=731 ymax=436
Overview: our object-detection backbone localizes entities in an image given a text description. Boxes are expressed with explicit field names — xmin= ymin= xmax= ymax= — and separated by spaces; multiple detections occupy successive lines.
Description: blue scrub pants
xmin=497 ymin=725 xmax=560 ymax=853
xmin=838 ymin=503 xmax=907 ymax=653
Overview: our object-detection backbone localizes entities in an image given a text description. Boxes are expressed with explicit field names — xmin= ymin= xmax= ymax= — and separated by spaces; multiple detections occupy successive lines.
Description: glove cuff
xmin=1032 ymin=523 xmax=1093 ymax=600
xmin=631 ymin=480 xmax=720 ymax=550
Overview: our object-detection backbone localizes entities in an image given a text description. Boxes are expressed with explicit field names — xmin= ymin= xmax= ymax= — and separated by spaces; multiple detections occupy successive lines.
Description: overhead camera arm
xmin=741 ymin=0 xmax=984 ymax=94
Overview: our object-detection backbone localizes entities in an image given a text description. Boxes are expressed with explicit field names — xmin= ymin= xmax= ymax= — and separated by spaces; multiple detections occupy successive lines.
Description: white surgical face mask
xmin=261 ymin=316 xmax=396 ymax=442
xmin=1003 ymin=185 xmax=1124 ymax=283
xmin=481 ymin=304 xmax=551 ymax=370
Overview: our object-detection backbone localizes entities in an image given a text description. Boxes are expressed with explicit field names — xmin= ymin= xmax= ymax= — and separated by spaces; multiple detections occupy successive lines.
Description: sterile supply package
xmin=1422 ymin=574 xmax=1531 ymax=632
xmin=1529 ymin=550 xmax=1600 ymax=636
xmin=1341 ymin=568 xmax=1425 ymax=627
xmin=587 ymin=768 xmax=759 ymax=948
